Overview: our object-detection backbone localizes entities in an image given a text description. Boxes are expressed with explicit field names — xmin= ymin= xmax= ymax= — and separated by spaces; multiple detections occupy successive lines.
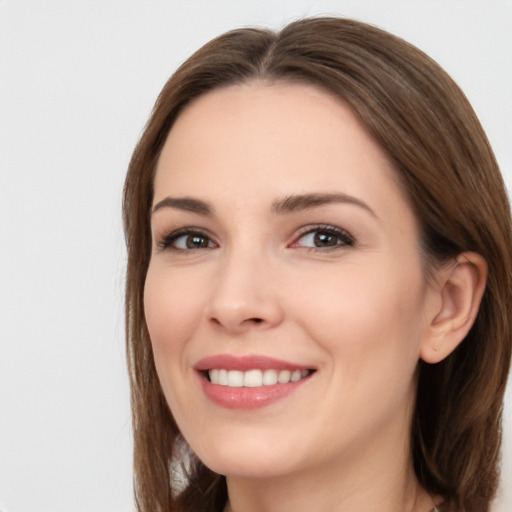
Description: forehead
xmin=153 ymin=82 xmax=407 ymax=215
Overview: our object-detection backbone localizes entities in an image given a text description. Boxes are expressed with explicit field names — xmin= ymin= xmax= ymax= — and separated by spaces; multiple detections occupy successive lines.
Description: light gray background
xmin=1 ymin=1 xmax=511 ymax=511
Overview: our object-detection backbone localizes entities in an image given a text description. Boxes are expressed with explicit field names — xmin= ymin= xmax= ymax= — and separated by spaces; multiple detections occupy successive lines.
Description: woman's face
xmin=144 ymin=83 xmax=440 ymax=479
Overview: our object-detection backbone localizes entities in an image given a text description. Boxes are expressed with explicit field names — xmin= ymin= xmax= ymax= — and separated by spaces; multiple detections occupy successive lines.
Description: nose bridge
xmin=207 ymin=238 xmax=282 ymax=332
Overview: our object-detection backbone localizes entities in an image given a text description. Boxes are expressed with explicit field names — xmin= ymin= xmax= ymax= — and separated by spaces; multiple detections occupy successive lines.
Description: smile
xmin=195 ymin=355 xmax=316 ymax=409
xmin=208 ymin=368 xmax=311 ymax=387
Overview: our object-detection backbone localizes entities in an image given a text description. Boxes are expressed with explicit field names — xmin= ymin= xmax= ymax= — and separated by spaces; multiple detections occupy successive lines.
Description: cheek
xmin=143 ymin=266 xmax=209 ymax=425
xmin=143 ymin=266 xmax=203 ymax=361
xmin=291 ymin=262 xmax=427 ymax=376
xmin=293 ymin=265 xmax=427 ymax=443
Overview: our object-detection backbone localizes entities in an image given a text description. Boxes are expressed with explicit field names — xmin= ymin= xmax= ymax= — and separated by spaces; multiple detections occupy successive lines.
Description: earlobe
xmin=420 ymin=252 xmax=488 ymax=364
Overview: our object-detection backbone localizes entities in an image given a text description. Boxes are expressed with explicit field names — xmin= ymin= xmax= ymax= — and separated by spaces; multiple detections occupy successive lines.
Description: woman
xmin=123 ymin=17 xmax=512 ymax=512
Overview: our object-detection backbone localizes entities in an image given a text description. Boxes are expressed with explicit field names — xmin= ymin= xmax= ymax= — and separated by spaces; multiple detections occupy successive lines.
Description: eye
xmin=292 ymin=225 xmax=355 ymax=250
xmin=159 ymin=229 xmax=217 ymax=251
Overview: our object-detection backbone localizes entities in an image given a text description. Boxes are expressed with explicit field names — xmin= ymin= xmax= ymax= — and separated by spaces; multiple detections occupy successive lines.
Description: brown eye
xmin=313 ymin=231 xmax=339 ymax=247
xmin=184 ymin=234 xmax=211 ymax=248
xmin=294 ymin=226 xmax=354 ymax=250
xmin=161 ymin=230 xmax=216 ymax=250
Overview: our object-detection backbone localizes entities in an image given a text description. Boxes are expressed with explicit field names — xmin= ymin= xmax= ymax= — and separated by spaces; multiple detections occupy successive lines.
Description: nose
xmin=206 ymin=249 xmax=284 ymax=334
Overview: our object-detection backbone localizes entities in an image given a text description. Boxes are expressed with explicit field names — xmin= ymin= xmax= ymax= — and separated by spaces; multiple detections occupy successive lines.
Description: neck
xmin=225 ymin=461 xmax=429 ymax=512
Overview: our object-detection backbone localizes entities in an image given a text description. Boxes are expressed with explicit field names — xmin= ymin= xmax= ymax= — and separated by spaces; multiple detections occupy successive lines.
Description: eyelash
xmin=158 ymin=228 xmax=217 ymax=252
xmin=291 ymin=224 xmax=355 ymax=251
xmin=157 ymin=224 xmax=355 ymax=253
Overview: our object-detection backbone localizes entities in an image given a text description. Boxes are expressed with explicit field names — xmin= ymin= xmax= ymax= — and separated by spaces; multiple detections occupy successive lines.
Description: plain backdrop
xmin=0 ymin=1 xmax=511 ymax=511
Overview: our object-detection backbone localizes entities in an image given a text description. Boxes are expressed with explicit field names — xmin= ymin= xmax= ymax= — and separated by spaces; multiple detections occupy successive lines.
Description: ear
xmin=420 ymin=252 xmax=488 ymax=364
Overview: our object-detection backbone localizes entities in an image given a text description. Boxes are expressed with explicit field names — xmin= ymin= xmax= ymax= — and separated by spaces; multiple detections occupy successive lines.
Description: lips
xmin=194 ymin=354 xmax=315 ymax=409
xmin=195 ymin=354 xmax=311 ymax=372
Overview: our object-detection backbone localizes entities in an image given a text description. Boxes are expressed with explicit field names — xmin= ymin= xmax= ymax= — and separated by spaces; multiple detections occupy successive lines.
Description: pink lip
xmin=194 ymin=354 xmax=310 ymax=372
xmin=194 ymin=354 xmax=314 ymax=410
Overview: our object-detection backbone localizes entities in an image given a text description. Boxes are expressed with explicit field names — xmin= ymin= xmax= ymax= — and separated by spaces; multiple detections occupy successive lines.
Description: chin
xmin=203 ymin=456 xmax=295 ymax=480
xmin=190 ymin=432 xmax=303 ymax=479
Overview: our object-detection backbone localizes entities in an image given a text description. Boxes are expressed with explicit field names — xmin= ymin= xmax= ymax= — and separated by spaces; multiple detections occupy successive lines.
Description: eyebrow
xmin=271 ymin=193 xmax=377 ymax=218
xmin=151 ymin=192 xmax=377 ymax=219
xmin=152 ymin=196 xmax=214 ymax=216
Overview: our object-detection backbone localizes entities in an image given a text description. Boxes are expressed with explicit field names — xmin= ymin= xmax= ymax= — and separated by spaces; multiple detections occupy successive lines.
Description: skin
xmin=144 ymin=82 xmax=484 ymax=512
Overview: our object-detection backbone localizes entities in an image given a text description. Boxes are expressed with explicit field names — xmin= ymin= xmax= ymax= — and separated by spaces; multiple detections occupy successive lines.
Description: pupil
xmin=314 ymin=232 xmax=337 ymax=247
xmin=187 ymin=235 xmax=208 ymax=248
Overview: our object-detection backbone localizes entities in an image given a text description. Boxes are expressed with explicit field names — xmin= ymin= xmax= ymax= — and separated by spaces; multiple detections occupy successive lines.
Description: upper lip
xmin=194 ymin=354 xmax=313 ymax=372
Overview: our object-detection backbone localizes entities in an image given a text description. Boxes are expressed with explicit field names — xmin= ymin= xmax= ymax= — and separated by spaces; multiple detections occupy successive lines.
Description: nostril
xmin=249 ymin=318 xmax=263 ymax=324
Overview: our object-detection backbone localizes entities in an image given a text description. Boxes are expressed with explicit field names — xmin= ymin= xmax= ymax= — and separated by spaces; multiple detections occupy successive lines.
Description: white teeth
xmin=227 ymin=370 xmax=244 ymax=387
xmin=244 ymin=369 xmax=263 ymax=387
xmin=208 ymin=368 xmax=311 ymax=387
xmin=262 ymin=369 xmax=278 ymax=385
xmin=218 ymin=369 xmax=228 ymax=385
xmin=277 ymin=370 xmax=291 ymax=383
xmin=290 ymin=369 xmax=302 ymax=382
xmin=210 ymin=369 xmax=219 ymax=383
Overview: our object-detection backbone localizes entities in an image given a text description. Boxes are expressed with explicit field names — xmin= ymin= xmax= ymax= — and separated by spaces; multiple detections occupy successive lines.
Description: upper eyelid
xmin=292 ymin=224 xmax=355 ymax=240
xmin=156 ymin=227 xmax=217 ymax=250
xmin=288 ymin=225 xmax=356 ymax=252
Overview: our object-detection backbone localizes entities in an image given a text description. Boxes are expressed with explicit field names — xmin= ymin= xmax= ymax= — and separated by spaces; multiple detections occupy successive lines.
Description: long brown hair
xmin=123 ymin=17 xmax=512 ymax=512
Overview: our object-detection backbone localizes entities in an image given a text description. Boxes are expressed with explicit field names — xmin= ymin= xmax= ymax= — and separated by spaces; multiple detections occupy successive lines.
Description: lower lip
xmin=199 ymin=374 xmax=311 ymax=409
